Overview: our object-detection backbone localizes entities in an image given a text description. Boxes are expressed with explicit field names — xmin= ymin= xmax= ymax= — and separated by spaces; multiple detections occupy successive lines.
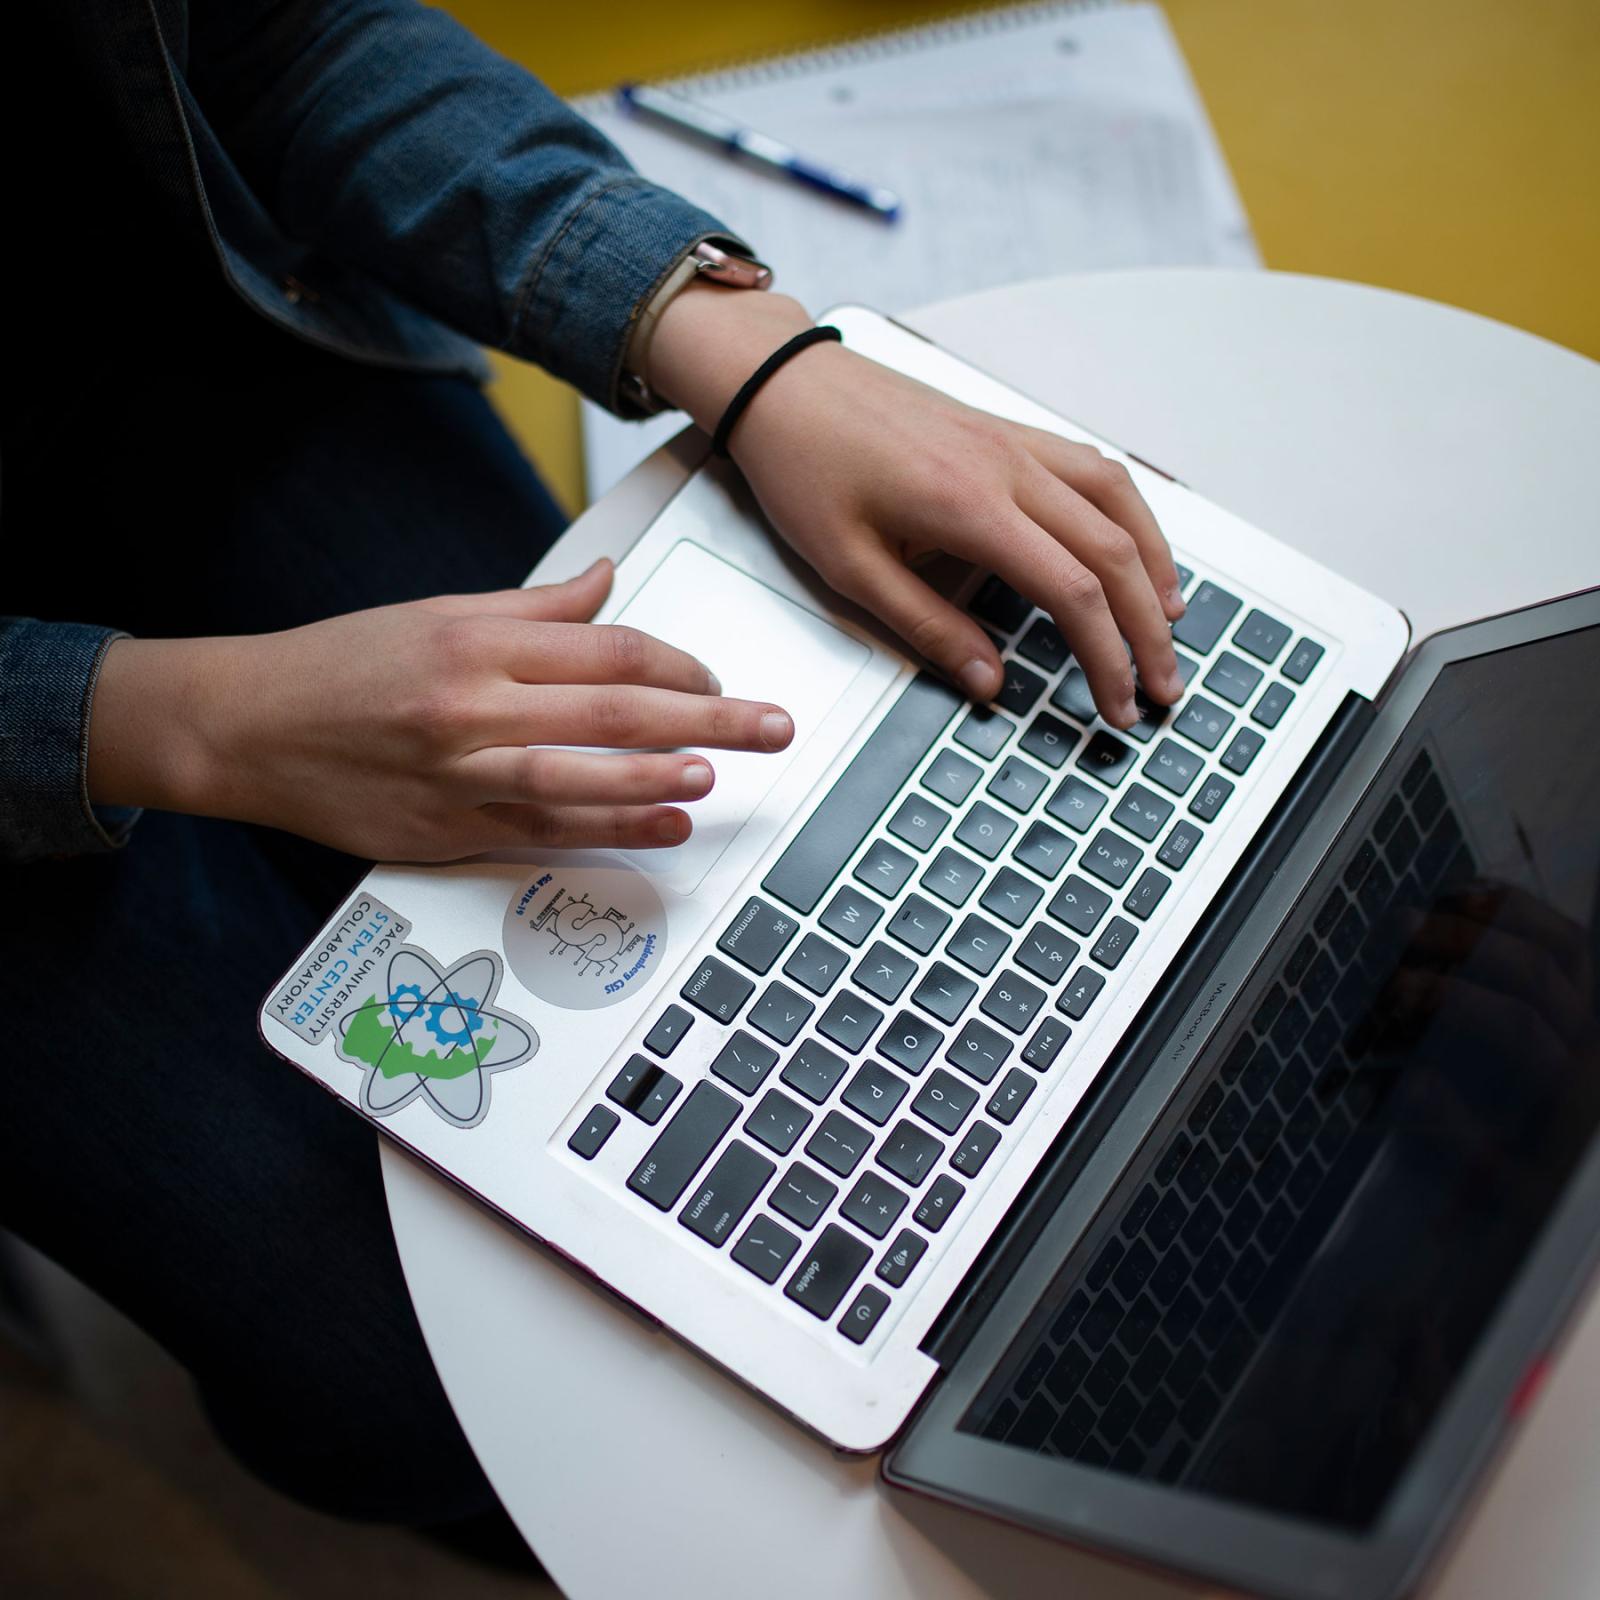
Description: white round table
xmin=384 ymin=271 xmax=1600 ymax=1600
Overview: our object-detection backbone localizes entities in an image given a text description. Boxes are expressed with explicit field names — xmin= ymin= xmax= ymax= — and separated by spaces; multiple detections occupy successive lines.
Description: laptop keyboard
xmin=566 ymin=562 xmax=1328 ymax=1349
xmin=971 ymin=745 xmax=1472 ymax=1473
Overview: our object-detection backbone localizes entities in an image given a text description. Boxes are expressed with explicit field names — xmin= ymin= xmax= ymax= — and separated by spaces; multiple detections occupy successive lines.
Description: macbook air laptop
xmin=259 ymin=306 xmax=1599 ymax=1600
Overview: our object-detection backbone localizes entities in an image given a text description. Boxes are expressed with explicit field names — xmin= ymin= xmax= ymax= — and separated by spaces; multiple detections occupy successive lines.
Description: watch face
xmin=694 ymin=239 xmax=773 ymax=290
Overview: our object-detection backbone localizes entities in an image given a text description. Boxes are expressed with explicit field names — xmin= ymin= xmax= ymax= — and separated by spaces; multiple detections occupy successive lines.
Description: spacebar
xmin=762 ymin=672 xmax=962 ymax=915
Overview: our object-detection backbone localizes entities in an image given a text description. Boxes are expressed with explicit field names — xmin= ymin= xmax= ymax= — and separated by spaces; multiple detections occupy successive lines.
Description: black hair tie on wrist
xmin=710 ymin=324 xmax=843 ymax=459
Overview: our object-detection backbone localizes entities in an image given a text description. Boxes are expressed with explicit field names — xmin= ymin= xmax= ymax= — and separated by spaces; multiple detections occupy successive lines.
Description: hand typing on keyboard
xmin=649 ymin=284 xmax=1189 ymax=730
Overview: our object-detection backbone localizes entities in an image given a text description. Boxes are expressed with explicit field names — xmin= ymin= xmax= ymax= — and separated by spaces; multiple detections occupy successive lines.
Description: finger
xmin=424 ymin=558 xmax=615 ymax=623
xmin=1015 ymin=459 xmax=1184 ymax=705
xmin=457 ymin=747 xmax=716 ymax=808
xmin=1022 ymin=430 xmax=1186 ymax=621
xmin=827 ymin=541 xmax=1002 ymax=701
xmin=475 ymin=683 xmax=794 ymax=753
xmin=475 ymin=801 xmax=694 ymax=852
xmin=979 ymin=511 xmax=1138 ymax=728
xmin=480 ymin=618 xmax=719 ymax=696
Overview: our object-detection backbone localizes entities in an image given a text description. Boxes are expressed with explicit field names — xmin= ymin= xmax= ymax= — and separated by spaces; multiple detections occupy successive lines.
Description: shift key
xmin=628 ymin=1082 xmax=740 ymax=1211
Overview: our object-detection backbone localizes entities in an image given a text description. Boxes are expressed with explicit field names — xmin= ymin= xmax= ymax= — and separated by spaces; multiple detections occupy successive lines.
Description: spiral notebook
xmin=576 ymin=0 xmax=1258 ymax=499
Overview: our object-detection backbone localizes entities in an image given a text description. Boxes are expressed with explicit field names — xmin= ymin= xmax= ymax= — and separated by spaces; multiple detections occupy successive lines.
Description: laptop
xmin=259 ymin=305 xmax=1600 ymax=1600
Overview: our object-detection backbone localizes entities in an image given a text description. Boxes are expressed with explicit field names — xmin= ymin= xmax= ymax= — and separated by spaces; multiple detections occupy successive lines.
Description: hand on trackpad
xmin=612 ymin=540 xmax=870 ymax=894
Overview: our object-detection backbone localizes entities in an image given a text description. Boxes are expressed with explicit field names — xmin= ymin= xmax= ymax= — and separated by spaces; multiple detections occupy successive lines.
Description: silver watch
xmin=620 ymin=237 xmax=772 ymax=414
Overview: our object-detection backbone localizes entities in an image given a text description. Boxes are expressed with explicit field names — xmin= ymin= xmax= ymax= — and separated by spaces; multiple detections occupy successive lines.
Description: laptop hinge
xmin=919 ymin=691 xmax=1376 ymax=1371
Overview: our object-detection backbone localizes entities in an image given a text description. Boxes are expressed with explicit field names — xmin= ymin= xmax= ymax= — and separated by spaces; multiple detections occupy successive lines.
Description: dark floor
xmin=0 ymin=1237 xmax=559 ymax=1600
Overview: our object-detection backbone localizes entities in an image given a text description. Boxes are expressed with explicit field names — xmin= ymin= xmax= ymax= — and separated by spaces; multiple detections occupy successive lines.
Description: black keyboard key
xmin=887 ymin=894 xmax=951 ymax=955
xmin=1158 ymin=819 xmax=1203 ymax=870
xmin=1048 ymin=874 xmax=1112 ymax=936
xmin=1022 ymin=1015 xmax=1071 ymax=1070
xmin=761 ymin=670 xmax=962 ymax=914
xmin=785 ymin=1224 xmax=873 ymax=1319
xmin=1050 ymin=667 xmax=1098 ymax=725
xmin=1019 ymin=712 xmax=1078 ymax=770
xmin=954 ymin=800 xmax=1017 ymax=860
xmin=643 ymin=1004 xmax=693 ymax=1058
xmin=1220 ymin=727 xmax=1265 ymax=774
xmin=1123 ymin=868 xmax=1171 ymax=922
xmin=627 ymin=1082 xmax=741 ymax=1210
xmin=1111 ymin=783 xmax=1174 ymax=843
xmin=996 ymin=660 xmax=1048 ymax=717
xmin=607 ymin=1053 xmax=658 ymax=1111
xmin=1282 ymin=637 xmax=1325 ymax=683
xmin=981 ymin=971 xmax=1046 ymax=1034
xmin=680 ymin=956 xmax=755 ymax=1023
xmin=1233 ymin=607 xmax=1292 ymax=664
xmin=853 ymin=941 xmax=916 ymax=1004
xmin=841 ymin=1171 xmax=910 ymax=1239
xmin=922 ymin=747 xmax=982 ymax=805
xmin=946 ymin=912 xmax=1011 ymax=976
xmin=877 ymin=1120 xmax=943 ymax=1187
xmin=780 ymin=1038 xmax=849 ymax=1104
xmin=732 ymin=1215 xmax=801 ymax=1283
xmin=914 ymin=1173 xmax=965 ymax=1232
xmin=951 ymin=1121 xmax=1002 ymax=1177
xmin=920 ymin=846 xmax=985 ymax=908
xmin=1189 ymin=773 xmax=1234 ymax=822
xmin=1144 ymin=738 xmax=1203 ymax=796
xmin=854 ymin=837 xmax=916 ymax=897
xmin=838 ymin=1284 xmax=893 ymax=1344
xmin=818 ymin=885 xmax=882 ymax=947
xmin=816 ymin=990 xmax=885 ymax=1054
xmin=1013 ymin=820 xmax=1073 ymax=880
xmin=1203 ymin=651 xmax=1263 ymax=707
xmin=1173 ymin=695 xmax=1234 ymax=752
xmin=1017 ymin=616 xmax=1070 ymax=674
xmin=911 ymin=961 xmax=978 ymax=1025
xmin=679 ymin=1140 xmax=776 ymax=1246
xmin=1091 ymin=916 xmax=1139 ymax=970
xmin=1058 ymin=965 xmax=1106 ymax=1020
xmin=1082 ymin=829 xmax=1143 ymax=889
xmin=880 ymin=1011 xmax=944 ymax=1075
xmin=717 ymin=896 xmax=801 ymax=974
xmin=783 ymin=933 xmax=849 ymax=997
xmin=709 ymin=1029 xmax=780 ymax=1095
xmin=980 ymin=864 xmax=1045 ymax=927
xmin=1171 ymin=581 xmax=1241 ymax=655
xmin=887 ymin=792 xmax=951 ymax=853
xmin=1077 ymin=731 xmax=1136 ymax=786
xmin=987 ymin=754 xmax=1050 ymax=813
xmin=568 ymin=1104 xmax=619 ymax=1159
xmin=945 ymin=1018 xmax=1013 ymax=1083
xmin=954 ymin=706 xmax=1015 ymax=760
xmin=805 ymin=1110 xmax=873 ymax=1177
xmin=1252 ymin=681 xmax=1295 ymax=728
xmin=986 ymin=1067 xmax=1035 ymax=1124
xmin=912 ymin=1068 xmax=979 ymax=1135
xmin=1015 ymin=921 xmax=1080 ymax=985
xmin=636 ymin=1071 xmax=682 ymax=1125
xmin=970 ymin=574 xmax=1031 ymax=633
xmin=1045 ymin=774 xmax=1109 ymax=834
xmin=744 ymin=1087 xmax=812 ymax=1155
xmin=843 ymin=1060 xmax=910 ymax=1126
xmin=748 ymin=981 xmax=814 ymax=1045
xmin=877 ymin=1229 xmax=928 ymax=1287
xmin=770 ymin=1161 xmax=838 ymax=1229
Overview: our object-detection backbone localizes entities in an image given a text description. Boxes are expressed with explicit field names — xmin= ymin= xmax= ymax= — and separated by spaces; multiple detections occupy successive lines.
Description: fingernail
xmin=1118 ymin=697 xmax=1139 ymax=728
xmin=657 ymin=812 xmax=689 ymax=845
xmin=704 ymin=670 xmax=723 ymax=696
xmin=683 ymin=761 xmax=713 ymax=796
xmin=1164 ymin=583 xmax=1186 ymax=616
xmin=958 ymin=658 xmax=995 ymax=701
xmin=761 ymin=710 xmax=794 ymax=749
xmin=1164 ymin=669 xmax=1186 ymax=700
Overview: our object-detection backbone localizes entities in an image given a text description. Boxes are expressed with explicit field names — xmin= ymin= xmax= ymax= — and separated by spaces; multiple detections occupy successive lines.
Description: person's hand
xmin=87 ymin=559 xmax=794 ymax=860
xmin=648 ymin=286 xmax=1188 ymax=728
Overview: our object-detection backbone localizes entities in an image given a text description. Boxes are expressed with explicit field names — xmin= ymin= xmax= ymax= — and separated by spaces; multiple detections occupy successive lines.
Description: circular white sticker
xmin=502 ymin=862 xmax=668 ymax=1011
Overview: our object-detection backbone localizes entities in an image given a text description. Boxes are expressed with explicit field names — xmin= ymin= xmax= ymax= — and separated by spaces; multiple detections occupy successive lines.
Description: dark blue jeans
xmin=1 ymin=327 xmax=566 ymax=1525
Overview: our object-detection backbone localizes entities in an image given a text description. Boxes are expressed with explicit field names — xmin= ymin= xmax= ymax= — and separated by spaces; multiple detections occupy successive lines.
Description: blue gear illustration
xmin=425 ymin=995 xmax=486 ymax=1048
xmin=387 ymin=981 xmax=427 ymax=1027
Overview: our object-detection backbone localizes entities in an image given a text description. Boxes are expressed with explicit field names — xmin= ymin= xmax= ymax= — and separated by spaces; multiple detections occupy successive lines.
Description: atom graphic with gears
xmin=335 ymin=945 xmax=538 ymax=1129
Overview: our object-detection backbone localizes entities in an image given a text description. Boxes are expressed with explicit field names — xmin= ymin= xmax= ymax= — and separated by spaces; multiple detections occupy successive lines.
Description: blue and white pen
xmin=618 ymin=82 xmax=902 ymax=222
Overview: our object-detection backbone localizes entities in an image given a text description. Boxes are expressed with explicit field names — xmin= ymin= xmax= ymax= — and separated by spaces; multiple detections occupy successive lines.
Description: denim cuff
xmin=0 ymin=619 xmax=143 ymax=863
xmin=509 ymin=174 xmax=736 ymax=419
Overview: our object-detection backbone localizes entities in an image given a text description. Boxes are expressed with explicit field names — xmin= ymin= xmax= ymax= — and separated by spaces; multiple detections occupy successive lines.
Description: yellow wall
xmin=439 ymin=0 xmax=1600 ymax=513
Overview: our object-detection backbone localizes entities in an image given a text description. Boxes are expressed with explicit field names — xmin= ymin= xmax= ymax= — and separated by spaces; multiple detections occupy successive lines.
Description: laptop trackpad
xmin=611 ymin=539 xmax=872 ymax=896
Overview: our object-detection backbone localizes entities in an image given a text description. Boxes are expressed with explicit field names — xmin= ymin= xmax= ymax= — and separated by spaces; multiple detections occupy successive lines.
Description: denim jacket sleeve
xmin=186 ymin=0 xmax=736 ymax=416
xmin=0 ymin=619 xmax=141 ymax=864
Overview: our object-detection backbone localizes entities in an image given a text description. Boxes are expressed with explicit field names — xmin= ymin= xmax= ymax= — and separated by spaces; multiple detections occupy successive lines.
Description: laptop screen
xmin=959 ymin=620 xmax=1600 ymax=1530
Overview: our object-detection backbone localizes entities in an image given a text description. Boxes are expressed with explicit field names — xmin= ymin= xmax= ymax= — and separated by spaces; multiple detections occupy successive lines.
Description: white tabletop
xmin=384 ymin=271 xmax=1600 ymax=1600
